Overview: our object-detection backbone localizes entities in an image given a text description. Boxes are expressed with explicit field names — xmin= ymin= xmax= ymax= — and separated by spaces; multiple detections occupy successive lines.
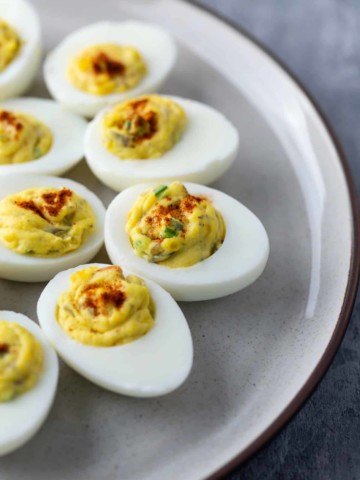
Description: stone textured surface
xmin=195 ymin=1 xmax=360 ymax=479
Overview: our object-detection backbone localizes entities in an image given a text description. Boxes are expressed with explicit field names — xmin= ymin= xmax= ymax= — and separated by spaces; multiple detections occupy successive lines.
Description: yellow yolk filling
xmin=0 ymin=321 xmax=43 ymax=402
xmin=0 ymin=19 xmax=21 ymax=72
xmin=56 ymin=265 xmax=155 ymax=346
xmin=0 ymin=187 xmax=95 ymax=257
xmin=102 ymin=95 xmax=187 ymax=159
xmin=126 ymin=181 xmax=226 ymax=268
xmin=0 ymin=110 xmax=53 ymax=165
xmin=67 ymin=43 xmax=147 ymax=96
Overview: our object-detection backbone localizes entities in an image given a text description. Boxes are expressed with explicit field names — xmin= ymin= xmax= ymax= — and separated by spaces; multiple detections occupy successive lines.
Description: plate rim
xmin=185 ymin=0 xmax=360 ymax=478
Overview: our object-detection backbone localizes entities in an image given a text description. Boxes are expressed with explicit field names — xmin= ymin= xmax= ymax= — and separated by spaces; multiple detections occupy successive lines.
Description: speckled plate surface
xmin=1 ymin=1 xmax=359 ymax=479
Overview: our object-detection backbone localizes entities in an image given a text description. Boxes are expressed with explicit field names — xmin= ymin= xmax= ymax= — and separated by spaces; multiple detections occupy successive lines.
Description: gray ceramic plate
xmin=1 ymin=1 xmax=359 ymax=479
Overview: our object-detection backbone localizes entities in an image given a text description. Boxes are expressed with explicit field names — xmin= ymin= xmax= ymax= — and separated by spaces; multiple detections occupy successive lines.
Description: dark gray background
xmin=195 ymin=1 xmax=360 ymax=479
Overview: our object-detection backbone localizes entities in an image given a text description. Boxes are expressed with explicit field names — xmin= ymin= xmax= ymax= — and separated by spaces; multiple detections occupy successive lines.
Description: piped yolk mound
xmin=0 ymin=187 xmax=95 ymax=257
xmin=126 ymin=181 xmax=226 ymax=268
xmin=0 ymin=19 xmax=21 ymax=72
xmin=0 ymin=321 xmax=43 ymax=402
xmin=102 ymin=95 xmax=187 ymax=159
xmin=0 ymin=110 xmax=53 ymax=165
xmin=67 ymin=43 xmax=147 ymax=96
xmin=56 ymin=265 xmax=155 ymax=346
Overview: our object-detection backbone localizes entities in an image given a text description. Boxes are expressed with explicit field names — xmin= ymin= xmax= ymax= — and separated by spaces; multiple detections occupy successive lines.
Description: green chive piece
xmin=163 ymin=227 xmax=177 ymax=238
xmin=124 ymin=120 xmax=132 ymax=131
xmin=153 ymin=185 xmax=168 ymax=198
xmin=134 ymin=239 xmax=143 ymax=249
xmin=170 ymin=218 xmax=183 ymax=231
xmin=33 ymin=147 xmax=42 ymax=159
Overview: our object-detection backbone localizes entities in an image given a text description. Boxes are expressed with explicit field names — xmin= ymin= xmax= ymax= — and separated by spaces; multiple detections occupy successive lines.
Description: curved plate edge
xmin=184 ymin=1 xmax=360 ymax=478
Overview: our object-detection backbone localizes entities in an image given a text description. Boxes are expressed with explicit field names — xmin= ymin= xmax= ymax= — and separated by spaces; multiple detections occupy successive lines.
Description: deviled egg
xmin=0 ymin=0 xmax=42 ymax=100
xmin=37 ymin=263 xmax=193 ymax=397
xmin=0 ymin=310 xmax=58 ymax=456
xmin=105 ymin=182 xmax=269 ymax=301
xmin=44 ymin=22 xmax=177 ymax=117
xmin=0 ymin=175 xmax=105 ymax=282
xmin=0 ymin=98 xmax=87 ymax=176
xmin=85 ymin=94 xmax=239 ymax=191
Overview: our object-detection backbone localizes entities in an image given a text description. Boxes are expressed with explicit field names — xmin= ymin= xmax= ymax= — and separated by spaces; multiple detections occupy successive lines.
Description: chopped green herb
xmin=134 ymin=239 xmax=143 ymax=249
xmin=63 ymin=305 xmax=75 ymax=316
xmin=2 ymin=391 xmax=14 ymax=401
xmin=51 ymin=229 xmax=68 ymax=237
xmin=63 ymin=212 xmax=75 ymax=226
xmin=124 ymin=120 xmax=132 ymax=131
xmin=170 ymin=218 xmax=183 ymax=231
xmin=115 ymin=132 xmax=131 ymax=147
xmin=33 ymin=147 xmax=43 ymax=159
xmin=138 ymin=117 xmax=146 ymax=128
xmin=135 ymin=127 xmax=146 ymax=138
xmin=163 ymin=227 xmax=177 ymax=238
xmin=153 ymin=185 xmax=168 ymax=198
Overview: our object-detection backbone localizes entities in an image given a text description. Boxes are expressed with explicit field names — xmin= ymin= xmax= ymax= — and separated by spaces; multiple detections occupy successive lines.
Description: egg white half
xmin=0 ymin=310 xmax=58 ymax=456
xmin=0 ymin=0 xmax=42 ymax=100
xmin=105 ymin=183 xmax=270 ymax=301
xmin=0 ymin=175 xmax=105 ymax=282
xmin=85 ymin=96 xmax=239 ymax=191
xmin=37 ymin=263 xmax=193 ymax=397
xmin=0 ymin=98 xmax=87 ymax=176
xmin=43 ymin=21 xmax=177 ymax=118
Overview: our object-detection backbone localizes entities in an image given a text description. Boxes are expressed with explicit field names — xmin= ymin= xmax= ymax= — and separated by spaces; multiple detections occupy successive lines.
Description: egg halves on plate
xmin=0 ymin=311 xmax=58 ymax=456
xmin=37 ymin=263 xmax=193 ymax=397
xmin=85 ymin=95 xmax=239 ymax=190
xmin=44 ymin=22 xmax=177 ymax=117
xmin=0 ymin=98 xmax=87 ymax=176
xmin=0 ymin=175 xmax=105 ymax=282
xmin=105 ymin=182 xmax=270 ymax=301
xmin=0 ymin=0 xmax=42 ymax=100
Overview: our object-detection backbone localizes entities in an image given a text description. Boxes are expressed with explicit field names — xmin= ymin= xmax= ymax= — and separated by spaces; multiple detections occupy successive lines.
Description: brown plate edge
xmin=184 ymin=0 xmax=360 ymax=478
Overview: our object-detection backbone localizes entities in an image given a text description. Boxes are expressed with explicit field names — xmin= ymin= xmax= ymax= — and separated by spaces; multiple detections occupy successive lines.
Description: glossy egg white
xmin=0 ymin=0 xmax=42 ymax=100
xmin=105 ymin=183 xmax=270 ymax=301
xmin=0 ymin=310 xmax=58 ymax=456
xmin=0 ymin=175 xmax=105 ymax=282
xmin=0 ymin=98 xmax=87 ymax=176
xmin=37 ymin=263 xmax=193 ymax=397
xmin=43 ymin=21 xmax=177 ymax=118
xmin=85 ymin=95 xmax=239 ymax=191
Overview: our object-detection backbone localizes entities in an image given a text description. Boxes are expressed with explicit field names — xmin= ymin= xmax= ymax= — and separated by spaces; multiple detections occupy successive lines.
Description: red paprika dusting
xmin=82 ymin=282 xmax=126 ymax=316
xmin=0 ymin=110 xmax=23 ymax=136
xmin=144 ymin=194 xmax=205 ymax=240
xmin=135 ymin=110 xmax=158 ymax=143
xmin=92 ymin=52 xmax=125 ymax=76
xmin=14 ymin=188 xmax=73 ymax=222
xmin=129 ymin=99 xmax=148 ymax=110
xmin=0 ymin=343 xmax=9 ymax=354
xmin=41 ymin=188 xmax=72 ymax=216
xmin=15 ymin=200 xmax=48 ymax=221
xmin=120 ymin=99 xmax=158 ymax=143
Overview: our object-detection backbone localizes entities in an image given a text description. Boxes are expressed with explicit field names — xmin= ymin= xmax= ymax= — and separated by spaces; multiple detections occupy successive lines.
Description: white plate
xmin=0 ymin=1 xmax=358 ymax=479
